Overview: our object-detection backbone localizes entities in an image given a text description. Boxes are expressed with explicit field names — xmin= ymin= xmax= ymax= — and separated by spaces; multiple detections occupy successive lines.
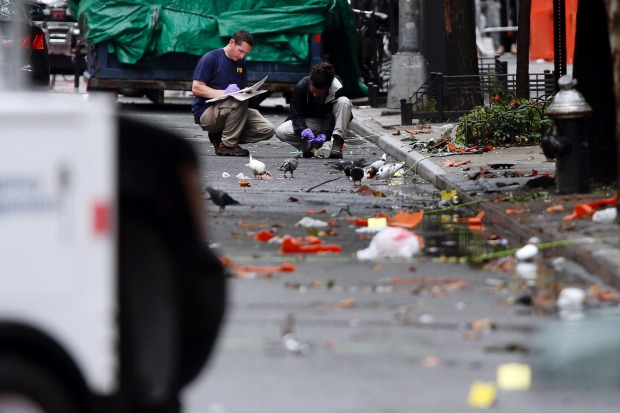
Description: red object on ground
xmin=563 ymin=194 xmax=619 ymax=221
xmin=254 ymin=229 xmax=275 ymax=242
xmin=280 ymin=236 xmax=341 ymax=254
xmin=220 ymin=256 xmax=296 ymax=273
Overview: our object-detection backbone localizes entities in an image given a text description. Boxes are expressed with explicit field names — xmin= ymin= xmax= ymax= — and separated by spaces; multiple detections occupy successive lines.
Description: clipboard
xmin=206 ymin=75 xmax=269 ymax=103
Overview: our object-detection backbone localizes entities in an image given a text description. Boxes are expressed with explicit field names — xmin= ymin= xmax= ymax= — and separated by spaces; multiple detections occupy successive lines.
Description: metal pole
xmin=553 ymin=0 xmax=567 ymax=91
xmin=387 ymin=0 xmax=428 ymax=109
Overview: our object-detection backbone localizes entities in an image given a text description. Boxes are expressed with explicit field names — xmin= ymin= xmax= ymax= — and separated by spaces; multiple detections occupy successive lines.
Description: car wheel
xmin=0 ymin=356 xmax=79 ymax=413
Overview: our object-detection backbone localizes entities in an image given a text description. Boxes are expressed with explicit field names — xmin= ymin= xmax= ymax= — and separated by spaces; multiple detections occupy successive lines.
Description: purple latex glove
xmin=301 ymin=128 xmax=315 ymax=140
xmin=224 ymin=84 xmax=240 ymax=94
xmin=310 ymin=134 xmax=326 ymax=144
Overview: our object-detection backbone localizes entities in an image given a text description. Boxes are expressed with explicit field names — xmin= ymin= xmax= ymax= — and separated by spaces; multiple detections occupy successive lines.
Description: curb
xmin=350 ymin=116 xmax=620 ymax=290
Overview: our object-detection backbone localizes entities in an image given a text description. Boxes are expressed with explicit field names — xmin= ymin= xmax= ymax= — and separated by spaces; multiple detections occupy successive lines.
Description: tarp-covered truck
xmin=68 ymin=0 xmax=365 ymax=103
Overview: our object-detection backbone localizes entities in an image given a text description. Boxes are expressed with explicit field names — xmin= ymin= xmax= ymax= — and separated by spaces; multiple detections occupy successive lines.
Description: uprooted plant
xmin=454 ymin=96 xmax=553 ymax=148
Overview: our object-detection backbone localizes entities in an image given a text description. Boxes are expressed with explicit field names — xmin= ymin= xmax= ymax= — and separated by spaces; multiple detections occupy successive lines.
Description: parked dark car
xmin=0 ymin=0 xmax=50 ymax=88
xmin=40 ymin=1 xmax=86 ymax=75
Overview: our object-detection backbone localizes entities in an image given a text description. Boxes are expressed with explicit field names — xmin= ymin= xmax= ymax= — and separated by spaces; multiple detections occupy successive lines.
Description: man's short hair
xmin=310 ymin=62 xmax=335 ymax=90
xmin=232 ymin=30 xmax=254 ymax=47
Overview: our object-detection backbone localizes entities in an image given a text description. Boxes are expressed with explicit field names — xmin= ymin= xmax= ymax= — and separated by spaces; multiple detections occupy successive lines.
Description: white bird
xmin=376 ymin=162 xmax=405 ymax=180
xmin=246 ymin=155 xmax=269 ymax=179
xmin=368 ymin=153 xmax=387 ymax=171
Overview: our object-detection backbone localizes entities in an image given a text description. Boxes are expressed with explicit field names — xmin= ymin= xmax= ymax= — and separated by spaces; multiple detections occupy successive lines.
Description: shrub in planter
xmin=454 ymin=95 xmax=553 ymax=147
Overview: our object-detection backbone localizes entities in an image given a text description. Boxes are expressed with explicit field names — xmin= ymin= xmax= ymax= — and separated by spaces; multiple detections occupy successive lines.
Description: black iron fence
xmin=402 ymin=57 xmax=555 ymax=123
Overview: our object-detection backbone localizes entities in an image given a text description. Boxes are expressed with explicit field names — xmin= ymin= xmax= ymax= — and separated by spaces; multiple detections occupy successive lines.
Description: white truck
xmin=0 ymin=92 xmax=225 ymax=413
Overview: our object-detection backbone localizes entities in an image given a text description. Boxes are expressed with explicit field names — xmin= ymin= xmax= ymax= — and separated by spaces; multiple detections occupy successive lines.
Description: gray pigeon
xmin=279 ymin=155 xmax=300 ymax=178
xmin=204 ymin=186 xmax=240 ymax=213
xmin=329 ymin=157 xmax=366 ymax=173
xmin=350 ymin=166 xmax=365 ymax=186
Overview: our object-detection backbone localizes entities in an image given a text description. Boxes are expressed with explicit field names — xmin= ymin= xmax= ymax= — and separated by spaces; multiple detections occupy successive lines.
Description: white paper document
xmin=206 ymin=75 xmax=269 ymax=103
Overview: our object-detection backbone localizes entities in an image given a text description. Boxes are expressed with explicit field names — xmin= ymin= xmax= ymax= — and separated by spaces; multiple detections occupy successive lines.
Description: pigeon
xmin=329 ymin=157 xmax=366 ymax=173
xmin=246 ymin=155 xmax=269 ymax=179
xmin=350 ymin=166 xmax=365 ymax=186
xmin=376 ymin=162 xmax=405 ymax=180
xmin=278 ymin=155 xmax=300 ymax=178
xmin=368 ymin=153 xmax=387 ymax=171
xmin=204 ymin=186 xmax=240 ymax=213
xmin=366 ymin=153 xmax=388 ymax=178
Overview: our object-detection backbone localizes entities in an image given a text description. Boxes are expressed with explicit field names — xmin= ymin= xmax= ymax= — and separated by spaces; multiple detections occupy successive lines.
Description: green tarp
xmin=69 ymin=0 xmax=365 ymax=97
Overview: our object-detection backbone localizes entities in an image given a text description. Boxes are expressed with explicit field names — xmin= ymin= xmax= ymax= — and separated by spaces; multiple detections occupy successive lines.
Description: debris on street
xmin=357 ymin=227 xmax=423 ymax=260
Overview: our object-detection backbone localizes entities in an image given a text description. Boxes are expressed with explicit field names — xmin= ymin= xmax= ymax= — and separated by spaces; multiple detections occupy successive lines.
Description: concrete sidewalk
xmin=350 ymin=105 xmax=620 ymax=289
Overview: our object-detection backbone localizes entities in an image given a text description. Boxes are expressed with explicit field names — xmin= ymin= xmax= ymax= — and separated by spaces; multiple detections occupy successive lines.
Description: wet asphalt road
xmin=118 ymin=97 xmax=620 ymax=413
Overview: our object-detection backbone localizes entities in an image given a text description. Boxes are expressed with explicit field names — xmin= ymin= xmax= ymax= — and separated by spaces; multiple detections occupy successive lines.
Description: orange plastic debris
xmin=563 ymin=194 xmax=618 ymax=221
xmin=280 ymin=236 xmax=341 ymax=254
xmin=388 ymin=210 xmax=424 ymax=229
xmin=306 ymin=209 xmax=327 ymax=214
xmin=505 ymin=209 xmax=527 ymax=215
xmin=254 ymin=229 xmax=275 ymax=242
xmin=220 ymin=256 xmax=296 ymax=273
xmin=457 ymin=210 xmax=485 ymax=225
xmin=545 ymin=204 xmax=565 ymax=213
xmin=443 ymin=160 xmax=471 ymax=167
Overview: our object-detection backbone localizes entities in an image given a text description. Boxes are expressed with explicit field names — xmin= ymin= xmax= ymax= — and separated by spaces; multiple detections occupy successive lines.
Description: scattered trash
xmin=505 ymin=209 xmax=527 ymax=214
xmin=496 ymin=363 xmax=531 ymax=391
xmin=306 ymin=209 xmax=327 ymax=214
xmin=388 ymin=210 xmax=424 ymax=229
xmin=296 ymin=217 xmax=329 ymax=228
xmin=421 ymin=356 xmax=442 ymax=368
xmin=281 ymin=314 xmax=312 ymax=355
xmin=418 ymin=314 xmax=435 ymax=324
xmin=556 ymin=287 xmax=586 ymax=310
xmin=236 ymin=172 xmax=250 ymax=180
xmin=545 ymin=204 xmax=565 ymax=213
xmin=368 ymin=216 xmax=388 ymax=229
xmin=563 ymin=194 xmax=618 ymax=221
xmin=515 ymin=244 xmax=538 ymax=261
xmin=335 ymin=298 xmax=357 ymax=309
xmin=516 ymin=262 xmax=538 ymax=282
xmin=221 ymin=172 xmax=230 ymax=178
xmin=220 ymin=256 xmax=296 ymax=279
xmin=489 ymin=163 xmax=515 ymax=170
xmin=280 ymin=236 xmax=341 ymax=254
xmin=471 ymin=318 xmax=496 ymax=333
xmin=443 ymin=159 xmax=471 ymax=167
xmin=592 ymin=207 xmax=617 ymax=223
xmin=254 ymin=229 xmax=275 ymax=242
xmin=239 ymin=180 xmax=251 ymax=187
xmin=456 ymin=210 xmax=484 ymax=226
xmin=356 ymin=227 xmax=423 ymax=260
xmin=440 ymin=189 xmax=458 ymax=201
xmin=355 ymin=184 xmax=385 ymax=197
xmin=467 ymin=381 xmax=496 ymax=408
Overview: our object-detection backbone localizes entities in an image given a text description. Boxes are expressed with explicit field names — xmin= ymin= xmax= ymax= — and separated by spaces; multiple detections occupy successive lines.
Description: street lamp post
xmin=386 ymin=0 xmax=429 ymax=109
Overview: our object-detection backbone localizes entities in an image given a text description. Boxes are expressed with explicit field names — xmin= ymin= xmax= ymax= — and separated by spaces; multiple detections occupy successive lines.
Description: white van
xmin=0 ymin=93 xmax=225 ymax=413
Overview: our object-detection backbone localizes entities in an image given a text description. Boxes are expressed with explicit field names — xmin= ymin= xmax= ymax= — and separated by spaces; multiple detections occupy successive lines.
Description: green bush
xmin=454 ymin=96 xmax=553 ymax=147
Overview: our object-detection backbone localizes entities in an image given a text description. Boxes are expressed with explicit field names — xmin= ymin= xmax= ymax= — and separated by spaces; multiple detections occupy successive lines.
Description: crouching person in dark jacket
xmin=276 ymin=62 xmax=352 ymax=159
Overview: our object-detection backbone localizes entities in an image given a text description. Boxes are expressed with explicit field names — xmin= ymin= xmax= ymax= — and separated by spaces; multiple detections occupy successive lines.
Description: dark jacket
xmin=289 ymin=75 xmax=347 ymax=138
